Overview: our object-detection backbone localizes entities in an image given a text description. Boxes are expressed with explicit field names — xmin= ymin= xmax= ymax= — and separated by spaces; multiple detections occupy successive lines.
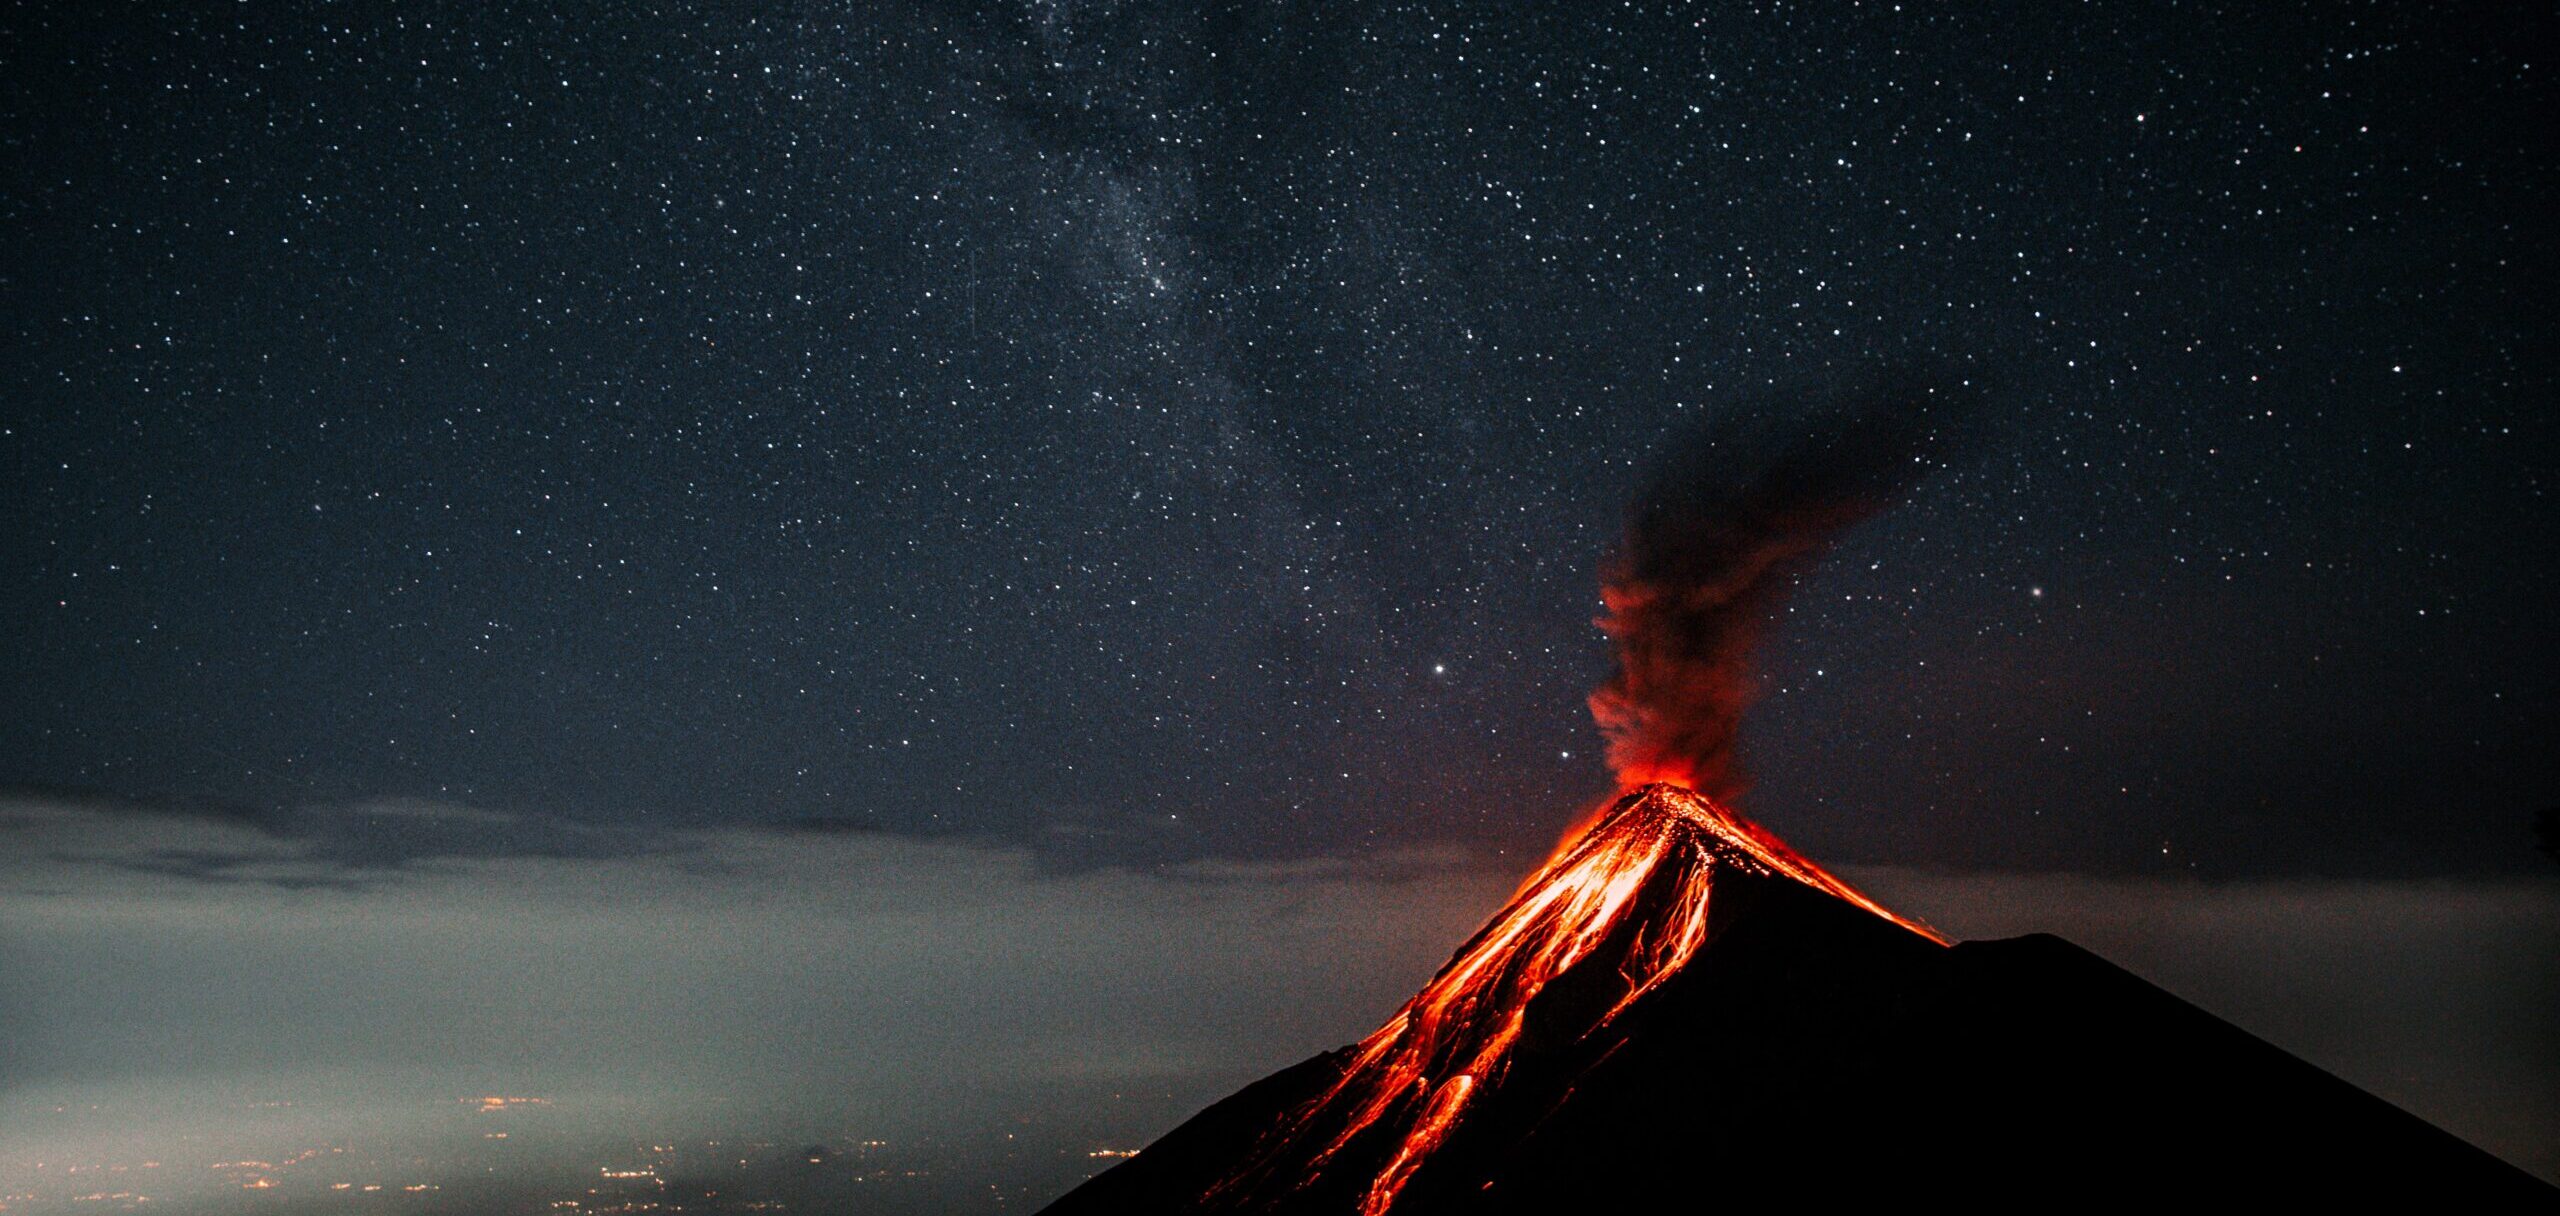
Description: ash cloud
xmin=1591 ymin=368 xmax=1976 ymax=799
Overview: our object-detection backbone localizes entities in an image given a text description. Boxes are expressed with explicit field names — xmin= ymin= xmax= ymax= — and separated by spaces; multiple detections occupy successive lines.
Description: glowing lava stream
xmin=1237 ymin=783 xmax=1941 ymax=1216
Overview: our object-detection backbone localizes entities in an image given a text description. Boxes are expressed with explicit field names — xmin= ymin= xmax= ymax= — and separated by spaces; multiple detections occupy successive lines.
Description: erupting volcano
xmin=1206 ymin=781 xmax=1940 ymax=1216
xmin=1210 ymin=783 xmax=1939 ymax=1216
xmin=1046 ymin=778 xmax=2544 ymax=1210
xmin=1043 ymin=377 xmax=2548 ymax=1208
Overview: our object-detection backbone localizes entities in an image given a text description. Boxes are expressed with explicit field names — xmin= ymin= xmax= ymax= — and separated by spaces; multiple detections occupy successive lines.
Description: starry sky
xmin=3 ymin=0 xmax=2557 ymax=1196
xmin=9 ymin=2 xmax=2550 ymax=879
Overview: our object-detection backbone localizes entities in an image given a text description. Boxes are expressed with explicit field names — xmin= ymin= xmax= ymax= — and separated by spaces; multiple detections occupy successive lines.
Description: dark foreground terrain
xmin=1051 ymin=820 xmax=2550 ymax=1212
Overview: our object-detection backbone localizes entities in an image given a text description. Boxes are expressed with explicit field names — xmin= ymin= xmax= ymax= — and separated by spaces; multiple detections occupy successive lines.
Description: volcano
xmin=1044 ymin=784 xmax=2548 ymax=1211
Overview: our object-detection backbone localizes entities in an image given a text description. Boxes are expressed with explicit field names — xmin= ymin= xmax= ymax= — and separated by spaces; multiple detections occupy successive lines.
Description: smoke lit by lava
xmin=1591 ymin=370 xmax=1967 ymax=800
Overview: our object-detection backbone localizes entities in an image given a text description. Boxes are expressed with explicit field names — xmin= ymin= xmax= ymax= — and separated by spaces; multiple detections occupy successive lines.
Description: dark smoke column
xmin=1591 ymin=369 xmax=1970 ymax=800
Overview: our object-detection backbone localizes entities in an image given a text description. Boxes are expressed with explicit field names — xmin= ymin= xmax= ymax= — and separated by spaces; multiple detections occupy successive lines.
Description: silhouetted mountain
xmin=1047 ymin=785 xmax=2550 ymax=1211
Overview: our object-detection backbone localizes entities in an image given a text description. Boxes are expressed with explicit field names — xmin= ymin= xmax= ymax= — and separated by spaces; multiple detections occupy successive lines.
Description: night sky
xmin=3 ymin=1 xmax=2556 ymax=1201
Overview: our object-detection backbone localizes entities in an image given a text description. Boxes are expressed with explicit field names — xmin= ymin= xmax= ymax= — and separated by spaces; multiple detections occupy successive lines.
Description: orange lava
xmin=1231 ymin=783 xmax=1939 ymax=1214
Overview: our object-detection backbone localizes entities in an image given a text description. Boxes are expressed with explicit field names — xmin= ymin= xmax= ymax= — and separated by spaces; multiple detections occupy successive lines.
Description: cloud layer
xmin=4 ymin=794 xmax=2551 ymax=1191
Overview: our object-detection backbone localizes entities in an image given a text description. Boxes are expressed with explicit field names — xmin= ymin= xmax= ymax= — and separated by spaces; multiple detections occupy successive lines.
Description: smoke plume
xmin=1591 ymin=369 xmax=1972 ymax=799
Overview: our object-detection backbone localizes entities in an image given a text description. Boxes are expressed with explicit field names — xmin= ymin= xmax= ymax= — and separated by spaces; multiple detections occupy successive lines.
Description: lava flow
xmin=1221 ymin=782 xmax=1940 ymax=1215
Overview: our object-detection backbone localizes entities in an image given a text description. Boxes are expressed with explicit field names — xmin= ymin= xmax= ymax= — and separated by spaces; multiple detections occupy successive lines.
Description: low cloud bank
xmin=3 ymin=795 xmax=2551 ymax=1191
xmin=0 ymin=793 xmax=1511 ymax=1200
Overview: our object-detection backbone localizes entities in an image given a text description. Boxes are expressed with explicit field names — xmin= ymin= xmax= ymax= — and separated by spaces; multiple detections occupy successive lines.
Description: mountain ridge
xmin=1045 ymin=787 xmax=2551 ymax=1209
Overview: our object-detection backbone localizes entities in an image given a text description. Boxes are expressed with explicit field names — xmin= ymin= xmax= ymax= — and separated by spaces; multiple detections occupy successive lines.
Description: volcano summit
xmin=1045 ymin=784 xmax=2547 ymax=1211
